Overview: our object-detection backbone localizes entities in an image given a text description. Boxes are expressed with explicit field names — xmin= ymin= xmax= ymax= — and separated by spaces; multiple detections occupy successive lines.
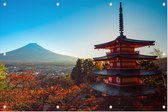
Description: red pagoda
xmin=92 ymin=2 xmax=161 ymax=96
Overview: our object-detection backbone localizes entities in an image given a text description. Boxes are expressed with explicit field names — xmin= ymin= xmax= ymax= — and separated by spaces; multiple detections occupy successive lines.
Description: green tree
xmin=150 ymin=48 xmax=166 ymax=87
xmin=71 ymin=59 xmax=83 ymax=84
xmin=83 ymin=59 xmax=95 ymax=82
xmin=0 ymin=64 xmax=8 ymax=89
xmin=138 ymin=60 xmax=165 ymax=87
xmin=150 ymin=48 xmax=163 ymax=58
xmin=138 ymin=61 xmax=159 ymax=70
xmin=71 ymin=59 xmax=97 ymax=84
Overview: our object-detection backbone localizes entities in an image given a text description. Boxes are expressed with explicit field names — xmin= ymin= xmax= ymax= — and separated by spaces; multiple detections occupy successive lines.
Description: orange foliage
xmin=8 ymin=73 xmax=38 ymax=89
xmin=0 ymin=72 xmax=100 ymax=111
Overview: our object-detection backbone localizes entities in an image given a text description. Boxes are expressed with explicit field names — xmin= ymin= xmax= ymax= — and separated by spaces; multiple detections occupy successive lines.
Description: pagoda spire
xmin=119 ymin=2 xmax=124 ymax=35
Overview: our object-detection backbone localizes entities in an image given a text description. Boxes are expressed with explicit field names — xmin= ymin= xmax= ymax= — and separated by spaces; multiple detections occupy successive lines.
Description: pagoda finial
xmin=119 ymin=2 xmax=124 ymax=35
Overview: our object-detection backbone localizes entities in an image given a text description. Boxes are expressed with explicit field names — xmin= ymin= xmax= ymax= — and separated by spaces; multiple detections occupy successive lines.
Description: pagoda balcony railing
xmin=104 ymin=80 xmax=143 ymax=86
xmin=105 ymin=82 xmax=142 ymax=86
xmin=106 ymin=51 xmax=139 ymax=55
xmin=107 ymin=66 xmax=139 ymax=69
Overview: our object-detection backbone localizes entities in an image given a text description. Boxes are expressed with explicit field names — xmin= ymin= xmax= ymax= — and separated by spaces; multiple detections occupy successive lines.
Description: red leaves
xmin=0 ymin=72 xmax=100 ymax=111
xmin=8 ymin=73 xmax=38 ymax=89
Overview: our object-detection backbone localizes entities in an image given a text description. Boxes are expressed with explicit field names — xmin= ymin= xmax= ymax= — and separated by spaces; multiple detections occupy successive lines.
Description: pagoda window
xmin=110 ymin=63 xmax=113 ymax=67
xmin=117 ymin=62 xmax=120 ymax=67
xmin=108 ymin=77 xmax=112 ymax=82
xmin=117 ymin=48 xmax=120 ymax=52
xmin=116 ymin=57 xmax=120 ymax=61
xmin=111 ymin=49 xmax=114 ymax=53
xmin=116 ymin=77 xmax=120 ymax=84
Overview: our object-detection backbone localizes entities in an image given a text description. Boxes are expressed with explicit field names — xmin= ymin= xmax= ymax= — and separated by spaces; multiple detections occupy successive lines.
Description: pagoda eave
xmin=94 ymin=58 xmax=157 ymax=61
xmin=93 ymin=54 xmax=157 ymax=61
xmin=93 ymin=69 xmax=161 ymax=77
xmin=95 ymin=43 xmax=154 ymax=49
xmin=91 ymin=83 xmax=157 ymax=96
xmin=94 ymin=37 xmax=155 ymax=49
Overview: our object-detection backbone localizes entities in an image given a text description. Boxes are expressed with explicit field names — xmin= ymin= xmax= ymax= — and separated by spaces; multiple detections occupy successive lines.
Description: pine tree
xmin=83 ymin=59 xmax=94 ymax=82
xmin=71 ymin=59 xmax=83 ymax=84
xmin=71 ymin=59 xmax=96 ymax=84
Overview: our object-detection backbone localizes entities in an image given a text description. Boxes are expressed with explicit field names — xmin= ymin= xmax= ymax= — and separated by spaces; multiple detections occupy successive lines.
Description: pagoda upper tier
xmin=95 ymin=35 xmax=155 ymax=49
xmin=94 ymin=53 xmax=157 ymax=61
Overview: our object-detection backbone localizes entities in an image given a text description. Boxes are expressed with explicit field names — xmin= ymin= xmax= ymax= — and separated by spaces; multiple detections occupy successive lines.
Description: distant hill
xmin=0 ymin=43 xmax=77 ymax=64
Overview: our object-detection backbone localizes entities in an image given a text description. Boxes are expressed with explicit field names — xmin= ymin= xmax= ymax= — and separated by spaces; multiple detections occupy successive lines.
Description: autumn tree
xmin=8 ymin=72 xmax=38 ymax=90
xmin=0 ymin=64 xmax=8 ymax=89
xmin=94 ymin=62 xmax=103 ymax=70
xmin=102 ymin=62 xmax=109 ymax=69
xmin=36 ymin=73 xmax=74 ymax=88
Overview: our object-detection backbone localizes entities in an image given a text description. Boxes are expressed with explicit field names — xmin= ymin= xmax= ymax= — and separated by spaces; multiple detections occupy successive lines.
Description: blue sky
xmin=0 ymin=0 xmax=167 ymax=58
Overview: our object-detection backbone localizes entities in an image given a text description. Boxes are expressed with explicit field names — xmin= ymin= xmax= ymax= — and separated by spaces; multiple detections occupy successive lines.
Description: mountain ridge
xmin=0 ymin=43 xmax=77 ymax=64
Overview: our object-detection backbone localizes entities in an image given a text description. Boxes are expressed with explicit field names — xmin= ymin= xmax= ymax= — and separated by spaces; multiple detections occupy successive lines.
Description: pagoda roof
xmin=91 ymin=83 xmax=157 ymax=96
xmin=94 ymin=53 xmax=157 ymax=61
xmin=93 ymin=69 xmax=161 ymax=77
xmin=95 ymin=35 xmax=155 ymax=49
